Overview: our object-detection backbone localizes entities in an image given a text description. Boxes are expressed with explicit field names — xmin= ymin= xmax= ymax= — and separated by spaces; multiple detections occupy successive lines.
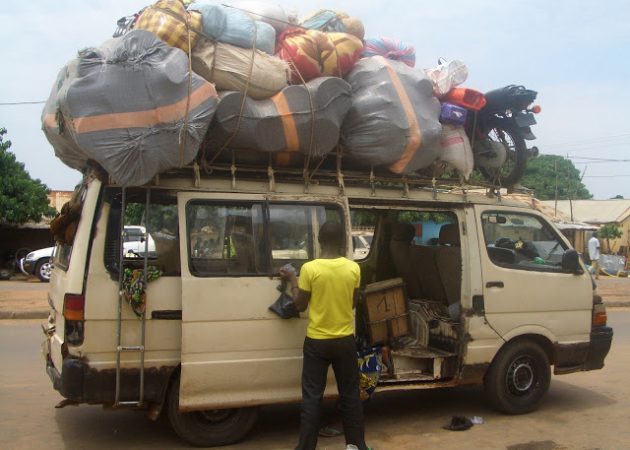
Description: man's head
xmin=318 ymin=221 xmax=344 ymax=252
xmin=592 ymin=231 xmax=598 ymax=238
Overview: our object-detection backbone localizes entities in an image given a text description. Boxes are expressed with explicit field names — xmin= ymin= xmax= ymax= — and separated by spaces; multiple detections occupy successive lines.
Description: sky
xmin=1 ymin=0 xmax=629 ymax=199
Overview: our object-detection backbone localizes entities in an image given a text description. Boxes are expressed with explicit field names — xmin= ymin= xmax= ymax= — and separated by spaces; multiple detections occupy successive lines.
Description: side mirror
xmin=562 ymin=249 xmax=583 ymax=274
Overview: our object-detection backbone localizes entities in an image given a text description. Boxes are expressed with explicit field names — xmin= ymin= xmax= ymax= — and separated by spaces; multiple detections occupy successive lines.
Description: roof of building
xmin=506 ymin=195 xmax=597 ymax=230
xmin=540 ymin=199 xmax=630 ymax=224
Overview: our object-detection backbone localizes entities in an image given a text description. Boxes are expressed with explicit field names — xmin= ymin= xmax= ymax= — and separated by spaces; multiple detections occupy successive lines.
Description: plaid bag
xmin=135 ymin=0 xmax=202 ymax=53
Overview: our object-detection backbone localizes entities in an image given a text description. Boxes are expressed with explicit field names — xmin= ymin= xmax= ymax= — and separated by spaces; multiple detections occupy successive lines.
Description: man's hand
xmin=279 ymin=267 xmax=298 ymax=284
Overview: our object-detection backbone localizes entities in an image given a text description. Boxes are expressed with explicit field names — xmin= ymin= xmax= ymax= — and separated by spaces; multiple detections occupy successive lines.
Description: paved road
xmin=0 ymin=312 xmax=628 ymax=450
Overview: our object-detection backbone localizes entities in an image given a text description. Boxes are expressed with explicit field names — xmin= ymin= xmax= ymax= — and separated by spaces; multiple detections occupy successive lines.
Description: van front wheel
xmin=167 ymin=373 xmax=258 ymax=447
xmin=484 ymin=340 xmax=550 ymax=414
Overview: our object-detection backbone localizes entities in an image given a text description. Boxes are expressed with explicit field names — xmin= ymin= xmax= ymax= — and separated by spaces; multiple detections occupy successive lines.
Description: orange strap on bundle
xmin=376 ymin=57 xmax=421 ymax=174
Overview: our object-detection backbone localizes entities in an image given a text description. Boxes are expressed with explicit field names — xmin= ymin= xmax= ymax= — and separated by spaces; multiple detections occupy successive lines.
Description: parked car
xmin=122 ymin=225 xmax=157 ymax=257
xmin=352 ymin=231 xmax=373 ymax=260
xmin=20 ymin=247 xmax=55 ymax=282
xmin=20 ymin=226 xmax=155 ymax=282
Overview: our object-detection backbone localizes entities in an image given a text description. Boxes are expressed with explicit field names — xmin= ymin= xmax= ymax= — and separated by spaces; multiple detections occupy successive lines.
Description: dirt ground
xmin=0 ymin=276 xmax=50 ymax=317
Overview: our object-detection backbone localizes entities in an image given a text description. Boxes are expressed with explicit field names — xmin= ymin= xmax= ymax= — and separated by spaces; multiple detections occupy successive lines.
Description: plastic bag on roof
xmin=276 ymin=29 xmax=363 ymax=83
xmin=424 ymin=59 xmax=468 ymax=97
xmin=42 ymin=30 xmax=218 ymax=186
xmin=192 ymin=38 xmax=289 ymax=99
xmin=300 ymin=9 xmax=365 ymax=40
xmin=193 ymin=2 xmax=276 ymax=54
xmin=438 ymin=125 xmax=474 ymax=180
xmin=232 ymin=1 xmax=289 ymax=32
xmin=206 ymin=77 xmax=352 ymax=158
xmin=341 ymin=56 xmax=442 ymax=174
xmin=135 ymin=0 xmax=203 ymax=53
xmin=362 ymin=37 xmax=416 ymax=67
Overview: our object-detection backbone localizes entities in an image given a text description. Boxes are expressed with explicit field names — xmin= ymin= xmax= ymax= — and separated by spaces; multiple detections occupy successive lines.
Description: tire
xmin=477 ymin=122 xmax=528 ymax=187
xmin=166 ymin=373 xmax=258 ymax=447
xmin=484 ymin=340 xmax=550 ymax=414
xmin=35 ymin=258 xmax=53 ymax=282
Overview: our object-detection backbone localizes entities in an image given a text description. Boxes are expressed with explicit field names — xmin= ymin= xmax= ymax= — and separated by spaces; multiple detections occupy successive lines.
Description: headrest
xmin=439 ymin=223 xmax=460 ymax=246
xmin=391 ymin=223 xmax=416 ymax=242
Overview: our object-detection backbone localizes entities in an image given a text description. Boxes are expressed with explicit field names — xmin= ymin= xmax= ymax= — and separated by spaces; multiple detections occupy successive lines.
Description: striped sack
xmin=135 ymin=0 xmax=202 ymax=53
xmin=362 ymin=37 xmax=416 ymax=68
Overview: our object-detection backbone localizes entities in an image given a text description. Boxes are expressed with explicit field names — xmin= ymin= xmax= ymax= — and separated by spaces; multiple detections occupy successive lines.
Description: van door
xmin=472 ymin=206 xmax=592 ymax=351
xmin=177 ymin=192 xmax=346 ymax=410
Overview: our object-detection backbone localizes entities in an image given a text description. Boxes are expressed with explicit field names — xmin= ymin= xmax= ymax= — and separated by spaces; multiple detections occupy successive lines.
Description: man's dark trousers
xmin=295 ymin=335 xmax=367 ymax=450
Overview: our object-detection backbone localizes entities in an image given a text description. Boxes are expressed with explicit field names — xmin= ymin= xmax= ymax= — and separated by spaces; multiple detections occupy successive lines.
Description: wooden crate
xmin=363 ymin=278 xmax=409 ymax=345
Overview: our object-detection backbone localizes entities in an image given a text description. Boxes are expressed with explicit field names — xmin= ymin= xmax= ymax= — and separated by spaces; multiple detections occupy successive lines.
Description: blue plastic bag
xmin=194 ymin=2 xmax=276 ymax=55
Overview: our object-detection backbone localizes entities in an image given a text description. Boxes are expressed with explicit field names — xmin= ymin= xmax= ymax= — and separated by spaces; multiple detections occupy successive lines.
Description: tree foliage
xmin=520 ymin=155 xmax=592 ymax=200
xmin=0 ymin=128 xmax=56 ymax=225
xmin=598 ymin=223 xmax=623 ymax=253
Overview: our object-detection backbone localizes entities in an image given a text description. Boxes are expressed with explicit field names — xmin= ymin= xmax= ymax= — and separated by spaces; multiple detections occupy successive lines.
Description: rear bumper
xmin=46 ymin=356 xmax=85 ymax=402
xmin=20 ymin=258 xmax=34 ymax=275
xmin=45 ymin=353 xmax=176 ymax=405
xmin=554 ymin=326 xmax=613 ymax=374
xmin=584 ymin=326 xmax=613 ymax=370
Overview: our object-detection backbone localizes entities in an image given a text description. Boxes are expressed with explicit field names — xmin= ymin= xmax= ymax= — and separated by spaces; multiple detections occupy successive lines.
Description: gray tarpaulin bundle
xmin=42 ymin=30 xmax=219 ymax=186
xmin=206 ymin=77 xmax=352 ymax=158
xmin=341 ymin=56 xmax=443 ymax=174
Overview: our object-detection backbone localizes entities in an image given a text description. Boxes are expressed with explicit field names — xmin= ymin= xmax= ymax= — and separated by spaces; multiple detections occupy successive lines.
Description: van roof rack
xmin=100 ymin=147 xmax=535 ymax=199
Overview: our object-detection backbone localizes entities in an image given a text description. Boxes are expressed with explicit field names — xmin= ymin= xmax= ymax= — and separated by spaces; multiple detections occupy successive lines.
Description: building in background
xmin=0 ymin=190 xmax=73 ymax=260
xmin=541 ymin=199 xmax=630 ymax=255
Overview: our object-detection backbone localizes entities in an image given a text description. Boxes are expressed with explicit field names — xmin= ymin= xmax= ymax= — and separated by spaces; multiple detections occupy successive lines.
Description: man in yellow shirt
xmin=280 ymin=221 xmax=369 ymax=450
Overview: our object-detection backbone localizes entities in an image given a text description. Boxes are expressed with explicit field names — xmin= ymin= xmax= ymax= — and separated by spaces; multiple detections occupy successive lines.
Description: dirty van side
xmin=43 ymin=174 xmax=612 ymax=447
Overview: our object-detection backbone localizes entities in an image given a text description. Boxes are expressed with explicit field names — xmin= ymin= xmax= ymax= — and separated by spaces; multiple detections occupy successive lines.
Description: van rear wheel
xmin=166 ymin=373 xmax=258 ymax=447
xmin=484 ymin=340 xmax=550 ymax=414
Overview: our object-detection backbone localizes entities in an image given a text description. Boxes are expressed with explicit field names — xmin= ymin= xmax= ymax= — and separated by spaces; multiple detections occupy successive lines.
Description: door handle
xmin=486 ymin=281 xmax=504 ymax=288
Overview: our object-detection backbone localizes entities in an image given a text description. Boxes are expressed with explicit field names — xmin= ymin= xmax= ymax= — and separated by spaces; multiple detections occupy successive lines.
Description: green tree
xmin=598 ymin=223 xmax=623 ymax=253
xmin=0 ymin=128 xmax=56 ymax=225
xmin=520 ymin=155 xmax=592 ymax=200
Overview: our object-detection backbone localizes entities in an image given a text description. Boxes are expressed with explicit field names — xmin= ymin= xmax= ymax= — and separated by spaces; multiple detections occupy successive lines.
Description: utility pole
xmin=554 ymin=159 xmax=559 ymax=217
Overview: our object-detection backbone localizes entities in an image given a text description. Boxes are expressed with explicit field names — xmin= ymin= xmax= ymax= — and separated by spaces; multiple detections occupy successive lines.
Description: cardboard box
xmin=364 ymin=278 xmax=409 ymax=345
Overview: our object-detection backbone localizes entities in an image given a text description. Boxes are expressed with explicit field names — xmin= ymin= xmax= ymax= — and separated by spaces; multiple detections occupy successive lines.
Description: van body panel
xmin=473 ymin=205 xmax=592 ymax=349
xmin=177 ymin=190 xmax=343 ymax=410
xmin=47 ymin=178 xmax=102 ymax=374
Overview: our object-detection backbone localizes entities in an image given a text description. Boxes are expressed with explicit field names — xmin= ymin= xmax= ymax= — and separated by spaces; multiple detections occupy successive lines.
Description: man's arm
xmin=353 ymin=288 xmax=360 ymax=309
xmin=292 ymin=287 xmax=311 ymax=312
xmin=279 ymin=268 xmax=311 ymax=312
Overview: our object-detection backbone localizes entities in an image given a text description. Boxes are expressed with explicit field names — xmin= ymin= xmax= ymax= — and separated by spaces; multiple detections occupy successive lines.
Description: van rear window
xmin=104 ymin=189 xmax=180 ymax=276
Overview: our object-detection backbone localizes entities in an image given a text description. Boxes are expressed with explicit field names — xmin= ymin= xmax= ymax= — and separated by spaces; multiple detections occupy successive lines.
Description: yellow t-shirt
xmin=298 ymin=257 xmax=360 ymax=339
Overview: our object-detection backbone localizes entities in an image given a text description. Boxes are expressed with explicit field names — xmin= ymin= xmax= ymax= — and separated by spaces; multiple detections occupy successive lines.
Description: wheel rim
xmin=506 ymin=355 xmax=536 ymax=395
xmin=485 ymin=127 xmax=518 ymax=183
xmin=40 ymin=261 xmax=53 ymax=280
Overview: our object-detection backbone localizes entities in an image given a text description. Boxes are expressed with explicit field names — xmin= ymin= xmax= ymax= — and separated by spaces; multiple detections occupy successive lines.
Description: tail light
xmin=592 ymin=296 xmax=607 ymax=327
xmin=530 ymin=105 xmax=542 ymax=114
xmin=64 ymin=294 xmax=85 ymax=321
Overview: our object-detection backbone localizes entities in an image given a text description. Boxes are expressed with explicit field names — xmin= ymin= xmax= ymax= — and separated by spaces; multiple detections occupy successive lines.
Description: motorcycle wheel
xmin=477 ymin=122 xmax=528 ymax=188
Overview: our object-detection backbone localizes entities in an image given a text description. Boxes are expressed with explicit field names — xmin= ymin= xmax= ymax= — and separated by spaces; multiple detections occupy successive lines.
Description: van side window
xmin=187 ymin=202 xmax=266 ymax=276
xmin=104 ymin=189 xmax=180 ymax=276
xmin=481 ymin=211 xmax=568 ymax=271
xmin=268 ymin=204 xmax=342 ymax=272
xmin=186 ymin=202 xmax=343 ymax=276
